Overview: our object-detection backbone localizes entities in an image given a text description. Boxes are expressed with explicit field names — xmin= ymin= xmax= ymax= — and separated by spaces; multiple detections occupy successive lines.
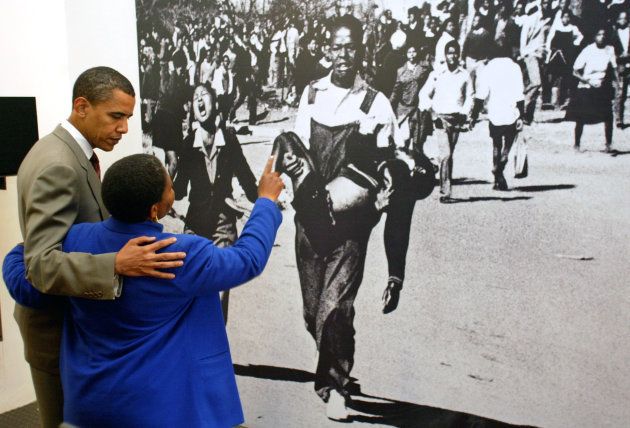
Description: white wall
xmin=65 ymin=0 xmax=142 ymax=171
xmin=0 ymin=0 xmax=141 ymax=413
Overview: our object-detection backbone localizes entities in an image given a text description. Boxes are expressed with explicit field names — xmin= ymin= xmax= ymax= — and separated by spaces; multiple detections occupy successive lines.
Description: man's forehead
xmin=332 ymin=27 xmax=354 ymax=42
xmin=96 ymin=91 xmax=135 ymax=112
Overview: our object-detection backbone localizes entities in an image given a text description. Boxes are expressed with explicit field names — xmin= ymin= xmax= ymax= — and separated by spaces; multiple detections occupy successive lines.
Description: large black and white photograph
xmin=135 ymin=0 xmax=629 ymax=426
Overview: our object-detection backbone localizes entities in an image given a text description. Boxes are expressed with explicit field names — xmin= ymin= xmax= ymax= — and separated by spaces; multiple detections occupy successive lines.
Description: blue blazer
xmin=53 ymin=198 xmax=280 ymax=427
xmin=2 ymin=244 xmax=54 ymax=309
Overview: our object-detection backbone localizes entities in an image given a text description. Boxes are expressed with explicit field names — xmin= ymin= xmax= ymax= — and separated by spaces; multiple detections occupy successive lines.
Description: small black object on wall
xmin=0 ymin=97 xmax=39 ymax=190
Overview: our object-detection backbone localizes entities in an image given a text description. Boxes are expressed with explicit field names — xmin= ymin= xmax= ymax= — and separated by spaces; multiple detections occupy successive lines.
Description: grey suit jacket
xmin=15 ymin=124 xmax=119 ymax=373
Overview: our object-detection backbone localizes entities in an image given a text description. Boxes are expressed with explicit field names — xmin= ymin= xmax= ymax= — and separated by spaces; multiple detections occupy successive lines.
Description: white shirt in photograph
xmin=618 ymin=27 xmax=630 ymax=55
xmin=419 ymin=66 xmax=473 ymax=115
xmin=294 ymin=72 xmax=402 ymax=149
xmin=199 ymin=60 xmax=214 ymax=85
xmin=286 ymin=26 xmax=300 ymax=63
xmin=211 ymin=65 xmax=234 ymax=95
xmin=476 ymin=58 xmax=525 ymax=126
xmin=546 ymin=21 xmax=583 ymax=57
xmin=270 ymin=30 xmax=287 ymax=54
xmin=520 ymin=11 xmax=550 ymax=58
xmin=573 ymin=43 xmax=617 ymax=88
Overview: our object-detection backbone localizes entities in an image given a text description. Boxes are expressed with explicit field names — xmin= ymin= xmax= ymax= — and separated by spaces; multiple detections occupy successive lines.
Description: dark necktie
xmin=90 ymin=152 xmax=101 ymax=180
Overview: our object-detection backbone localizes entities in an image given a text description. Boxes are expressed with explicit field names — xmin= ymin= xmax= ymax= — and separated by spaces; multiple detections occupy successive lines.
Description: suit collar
xmin=52 ymin=124 xmax=91 ymax=169
xmin=52 ymin=124 xmax=108 ymax=220
xmin=103 ymin=217 xmax=164 ymax=235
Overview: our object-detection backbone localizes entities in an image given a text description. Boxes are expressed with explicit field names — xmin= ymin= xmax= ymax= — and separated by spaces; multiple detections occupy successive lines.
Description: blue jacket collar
xmin=103 ymin=217 xmax=164 ymax=235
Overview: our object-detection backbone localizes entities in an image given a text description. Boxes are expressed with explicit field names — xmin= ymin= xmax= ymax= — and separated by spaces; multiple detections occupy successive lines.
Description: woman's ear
xmin=149 ymin=203 xmax=159 ymax=222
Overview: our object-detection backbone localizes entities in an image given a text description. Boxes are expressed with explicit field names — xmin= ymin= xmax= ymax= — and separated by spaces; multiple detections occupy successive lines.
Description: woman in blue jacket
xmin=3 ymin=153 xmax=284 ymax=427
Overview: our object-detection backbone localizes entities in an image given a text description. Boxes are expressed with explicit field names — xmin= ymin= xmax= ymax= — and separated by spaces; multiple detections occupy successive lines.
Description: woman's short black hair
xmin=102 ymin=154 xmax=166 ymax=223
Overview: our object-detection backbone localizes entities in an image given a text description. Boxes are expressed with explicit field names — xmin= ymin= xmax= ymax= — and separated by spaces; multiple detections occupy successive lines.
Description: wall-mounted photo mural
xmin=135 ymin=0 xmax=630 ymax=426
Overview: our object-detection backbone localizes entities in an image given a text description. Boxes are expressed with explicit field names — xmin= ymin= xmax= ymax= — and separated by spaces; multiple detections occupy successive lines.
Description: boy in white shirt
xmin=419 ymin=40 xmax=473 ymax=202
xmin=471 ymin=42 xmax=525 ymax=190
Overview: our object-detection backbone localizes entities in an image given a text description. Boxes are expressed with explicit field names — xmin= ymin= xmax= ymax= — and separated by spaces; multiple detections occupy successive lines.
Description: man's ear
xmin=73 ymin=97 xmax=90 ymax=118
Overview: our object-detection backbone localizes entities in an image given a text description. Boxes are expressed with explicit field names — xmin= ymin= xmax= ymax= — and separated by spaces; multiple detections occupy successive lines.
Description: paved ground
xmin=160 ymin=99 xmax=630 ymax=428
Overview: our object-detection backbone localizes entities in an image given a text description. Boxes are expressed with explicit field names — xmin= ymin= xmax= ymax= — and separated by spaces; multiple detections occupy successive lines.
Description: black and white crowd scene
xmin=136 ymin=0 xmax=629 ymax=422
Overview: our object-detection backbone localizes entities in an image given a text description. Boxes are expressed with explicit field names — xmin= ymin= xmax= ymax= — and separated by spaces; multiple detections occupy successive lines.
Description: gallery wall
xmin=0 ymin=0 xmax=142 ymax=412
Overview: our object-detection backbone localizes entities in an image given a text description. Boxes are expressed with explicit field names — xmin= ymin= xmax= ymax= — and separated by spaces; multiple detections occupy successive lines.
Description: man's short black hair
xmin=328 ymin=14 xmax=363 ymax=45
xmin=102 ymin=154 xmax=166 ymax=223
xmin=489 ymin=40 xmax=512 ymax=59
xmin=444 ymin=39 xmax=461 ymax=56
xmin=72 ymin=66 xmax=135 ymax=105
xmin=441 ymin=18 xmax=456 ymax=34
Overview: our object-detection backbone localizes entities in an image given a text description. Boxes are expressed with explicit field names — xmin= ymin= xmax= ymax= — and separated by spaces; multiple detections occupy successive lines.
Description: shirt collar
xmin=103 ymin=217 xmax=164 ymax=235
xmin=61 ymin=120 xmax=93 ymax=160
xmin=191 ymin=124 xmax=226 ymax=151
xmin=438 ymin=65 xmax=465 ymax=75
xmin=312 ymin=71 xmax=370 ymax=94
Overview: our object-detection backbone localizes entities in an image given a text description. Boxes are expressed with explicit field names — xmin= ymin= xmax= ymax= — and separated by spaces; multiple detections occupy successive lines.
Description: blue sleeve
xmin=173 ymin=197 xmax=282 ymax=296
xmin=2 ymin=244 xmax=53 ymax=309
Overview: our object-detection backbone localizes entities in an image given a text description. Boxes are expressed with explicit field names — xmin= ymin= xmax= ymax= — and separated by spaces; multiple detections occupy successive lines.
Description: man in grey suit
xmin=16 ymin=66 xmax=186 ymax=427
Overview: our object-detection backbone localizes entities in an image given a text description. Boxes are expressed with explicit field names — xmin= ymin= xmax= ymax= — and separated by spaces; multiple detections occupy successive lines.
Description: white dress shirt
xmin=61 ymin=120 xmax=93 ymax=160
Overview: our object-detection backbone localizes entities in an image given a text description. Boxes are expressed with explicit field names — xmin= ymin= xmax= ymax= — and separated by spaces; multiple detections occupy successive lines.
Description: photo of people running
xmin=135 ymin=0 xmax=630 ymax=426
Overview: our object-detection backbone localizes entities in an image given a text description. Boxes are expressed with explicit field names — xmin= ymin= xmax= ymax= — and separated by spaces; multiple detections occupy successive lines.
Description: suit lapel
xmin=52 ymin=125 xmax=108 ymax=220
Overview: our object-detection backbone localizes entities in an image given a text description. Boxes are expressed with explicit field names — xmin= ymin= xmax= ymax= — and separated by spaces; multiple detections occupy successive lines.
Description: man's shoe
xmin=494 ymin=174 xmax=508 ymax=191
xmin=271 ymin=132 xmax=316 ymax=192
xmin=602 ymin=145 xmax=613 ymax=153
xmin=235 ymin=126 xmax=252 ymax=135
xmin=382 ymin=279 xmax=402 ymax=314
xmin=326 ymin=390 xmax=349 ymax=421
